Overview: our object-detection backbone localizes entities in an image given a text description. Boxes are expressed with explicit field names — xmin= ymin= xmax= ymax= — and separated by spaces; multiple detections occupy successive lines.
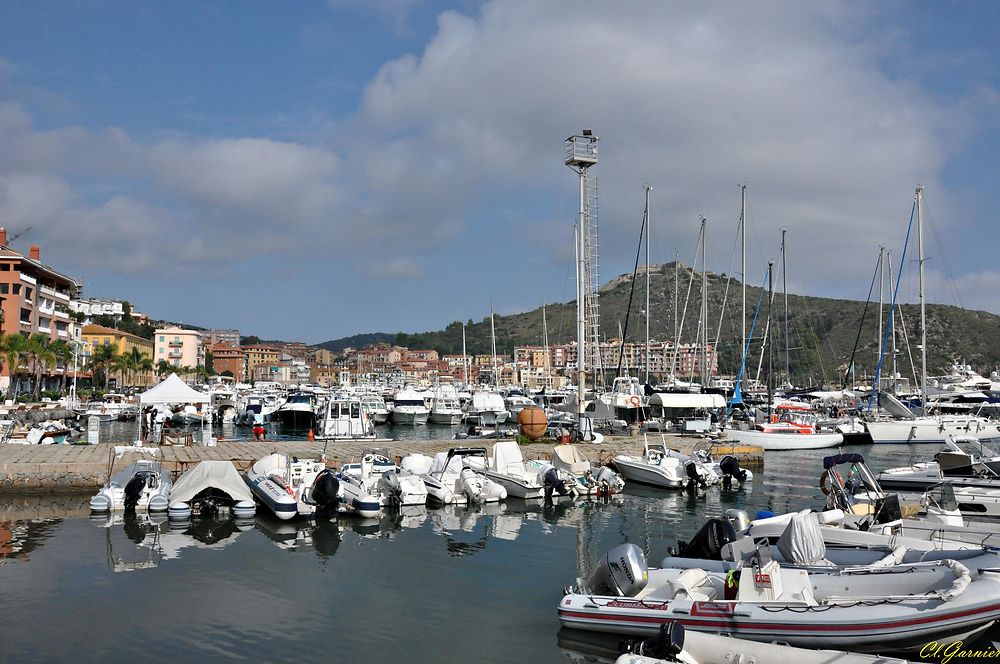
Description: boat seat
xmin=666 ymin=568 xmax=719 ymax=602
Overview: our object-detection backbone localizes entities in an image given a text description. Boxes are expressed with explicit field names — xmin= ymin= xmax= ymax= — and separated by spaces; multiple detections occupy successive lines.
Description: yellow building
xmin=81 ymin=324 xmax=155 ymax=386
xmin=243 ymin=345 xmax=281 ymax=377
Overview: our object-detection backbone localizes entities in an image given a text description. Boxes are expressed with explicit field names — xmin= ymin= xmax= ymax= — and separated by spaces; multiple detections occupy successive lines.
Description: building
xmin=210 ymin=342 xmax=247 ymax=381
xmin=0 ymin=231 xmax=81 ymax=391
xmin=204 ymin=329 xmax=241 ymax=347
xmin=243 ymin=345 xmax=281 ymax=377
xmin=81 ymin=324 xmax=155 ymax=387
xmin=154 ymin=326 xmax=204 ymax=370
xmin=307 ymin=348 xmax=335 ymax=367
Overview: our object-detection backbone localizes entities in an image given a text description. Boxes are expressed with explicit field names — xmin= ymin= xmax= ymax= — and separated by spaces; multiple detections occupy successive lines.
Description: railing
xmin=39 ymin=285 xmax=69 ymax=300
xmin=20 ymin=274 xmax=36 ymax=285
xmin=169 ymin=340 xmax=183 ymax=347
xmin=38 ymin=326 xmax=51 ymax=334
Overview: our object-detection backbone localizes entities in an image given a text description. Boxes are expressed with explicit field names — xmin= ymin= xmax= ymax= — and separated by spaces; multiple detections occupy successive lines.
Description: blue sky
xmin=0 ymin=1 xmax=998 ymax=343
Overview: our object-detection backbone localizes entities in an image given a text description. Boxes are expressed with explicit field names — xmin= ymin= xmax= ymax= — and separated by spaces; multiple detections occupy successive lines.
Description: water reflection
xmin=557 ymin=628 xmax=621 ymax=664
xmin=91 ymin=511 xmax=254 ymax=566
xmin=0 ymin=517 xmax=61 ymax=562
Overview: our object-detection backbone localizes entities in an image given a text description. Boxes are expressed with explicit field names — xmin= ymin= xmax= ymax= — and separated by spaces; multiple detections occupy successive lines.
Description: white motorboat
xmin=478 ymin=440 xmax=545 ymax=499
xmin=402 ymin=447 xmax=507 ymax=505
xmin=429 ymin=383 xmax=464 ymax=425
xmin=168 ymin=460 xmax=256 ymax=521
xmin=613 ymin=442 xmax=718 ymax=491
xmin=271 ymin=392 xmax=317 ymax=428
xmin=90 ymin=446 xmax=171 ymax=513
xmin=390 ymin=387 xmax=430 ymax=425
xmin=465 ymin=391 xmax=509 ymax=426
xmin=316 ymin=397 xmax=380 ymax=440
xmin=866 ymin=415 xmax=1000 ymax=445
xmin=236 ymin=393 xmax=282 ymax=425
xmin=615 ymin=620 xmax=910 ymax=664
xmin=339 ymin=449 xmax=428 ymax=509
xmin=875 ymin=437 xmax=1000 ymax=517
xmin=723 ymin=421 xmax=843 ymax=450
xmin=560 ymin=542 xmax=1000 ymax=652
xmin=245 ymin=453 xmax=343 ymax=519
xmin=173 ymin=403 xmax=211 ymax=426
xmin=360 ymin=394 xmax=390 ymax=424
xmin=548 ymin=444 xmax=625 ymax=496
xmin=79 ymin=393 xmax=136 ymax=422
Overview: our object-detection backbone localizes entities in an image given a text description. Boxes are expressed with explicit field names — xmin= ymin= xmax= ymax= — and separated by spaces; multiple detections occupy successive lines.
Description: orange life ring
xmin=629 ymin=396 xmax=641 ymax=408
xmin=819 ymin=470 xmax=842 ymax=496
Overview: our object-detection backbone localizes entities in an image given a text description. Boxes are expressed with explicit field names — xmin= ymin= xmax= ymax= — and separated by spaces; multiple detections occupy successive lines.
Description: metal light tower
xmin=565 ymin=130 xmax=599 ymax=435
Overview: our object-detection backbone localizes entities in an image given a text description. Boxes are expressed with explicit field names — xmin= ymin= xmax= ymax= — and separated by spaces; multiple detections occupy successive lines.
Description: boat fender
xmin=628 ymin=396 xmax=641 ymax=408
xmin=937 ymin=559 xmax=972 ymax=602
xmin=819 ymin=470 xmax=842 ymax=496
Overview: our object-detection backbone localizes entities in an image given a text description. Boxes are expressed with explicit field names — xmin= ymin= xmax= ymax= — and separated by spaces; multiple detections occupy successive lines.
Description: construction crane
xmin=2 ymin=225 xmax=32 ymax=249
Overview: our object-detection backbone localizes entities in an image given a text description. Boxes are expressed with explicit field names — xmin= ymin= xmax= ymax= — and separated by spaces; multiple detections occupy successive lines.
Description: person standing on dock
xmin=252 ymin=423 xmax=266 ymax=441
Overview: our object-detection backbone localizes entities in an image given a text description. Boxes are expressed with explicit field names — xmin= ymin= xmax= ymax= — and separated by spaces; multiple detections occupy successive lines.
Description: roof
xmin=139 ymin=373 xmax=210 ymax=404
xmin=0 ymin=249 xmax=79 ymax=288
xmin=81 ymin=324 xmax=152 ymax=345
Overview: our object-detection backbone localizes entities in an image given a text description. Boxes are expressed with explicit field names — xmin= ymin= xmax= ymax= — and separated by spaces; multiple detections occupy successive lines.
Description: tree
xmin=87 ymin=343 xmax=117 ymax=389
xmin=49 ymin=339 xmax=73 ymax=395
xmin=27 ymin=333 xmax=57 ymax=400
xmin=3 ymin=334 xmax=29 ymax=398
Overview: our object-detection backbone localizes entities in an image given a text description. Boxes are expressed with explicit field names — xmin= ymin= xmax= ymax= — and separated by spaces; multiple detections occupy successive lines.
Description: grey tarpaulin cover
xmin=169 ymin=460 xmax=253 ymax=506
xmin=776 ymin=512 xmax=827 ymax=564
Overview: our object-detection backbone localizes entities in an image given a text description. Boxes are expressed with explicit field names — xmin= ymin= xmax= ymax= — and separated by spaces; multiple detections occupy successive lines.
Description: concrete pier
xmin=0 ymin=435 xmax=763 ymax=494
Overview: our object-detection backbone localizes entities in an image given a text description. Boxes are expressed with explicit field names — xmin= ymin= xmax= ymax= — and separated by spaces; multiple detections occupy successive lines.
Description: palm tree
xmin=49 ymin=340 xmax=73 ymax=395
xmin=87 ymin=343 xmax=117 ymax=390
xmin=136 ymin=354 xmax=154 ymax=387
xmin=110 ymin=351 xmax=131 ymax=390
xmin=27 ymin=333 xmax=57 ymax=400
xmin=4 ymin=333 xmax=29 ymax=399
xmin=156 ymin=359 xmax=173 ymax=378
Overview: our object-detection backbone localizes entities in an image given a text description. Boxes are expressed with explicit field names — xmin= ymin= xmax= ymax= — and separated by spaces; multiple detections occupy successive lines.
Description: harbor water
xmin=1 ymin=442 xmax=995 ymax=662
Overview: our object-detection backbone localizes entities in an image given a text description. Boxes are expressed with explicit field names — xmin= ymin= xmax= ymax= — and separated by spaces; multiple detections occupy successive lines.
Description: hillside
xmin=312 ymin=263 xmax=1000 ymax=386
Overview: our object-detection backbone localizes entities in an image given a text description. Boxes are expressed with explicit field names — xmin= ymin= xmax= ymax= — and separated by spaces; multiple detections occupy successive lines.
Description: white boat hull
xmin=724 ymin=428 xmax=843 ymax=450
xmin=866 ymin=418 xmax=1000 ymax=445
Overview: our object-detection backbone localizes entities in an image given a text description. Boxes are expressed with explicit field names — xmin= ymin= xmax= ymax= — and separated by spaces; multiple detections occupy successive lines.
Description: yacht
xmin=464 ymin=391 xmax=509 ymax=426
xmin=429 ymin=382 xmax=463 ymax=425
xmin=271 ymin=392 xmax=317 ymax=429
xmin=390 ymin=387 xmax=430 ymax=425
xmin=317 ymin=397 xmax=380 ymax=440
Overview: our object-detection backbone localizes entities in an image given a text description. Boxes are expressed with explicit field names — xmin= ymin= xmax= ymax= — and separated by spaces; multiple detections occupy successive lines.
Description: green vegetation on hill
xmin=312 ymin=263 xmax=1000 ymax=386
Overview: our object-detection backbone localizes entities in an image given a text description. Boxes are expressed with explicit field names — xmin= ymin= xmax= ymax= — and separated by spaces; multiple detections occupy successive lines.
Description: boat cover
xmin=169 ymin=460 xmax=254 ymax=505
xmin=823 ymin=453 xmax=865 ymax=469
xmin=776 ymin=512 xmax=827 ymax=565
xmin=492 ymin=440 xmax=525 ymax=472
xmin=877 ymin=392 xmax=917 ymax=420
xmin=428 ymin=452 xmax=462 ymax=475
xmin=553 ymin=445 xmax=590 ymax=475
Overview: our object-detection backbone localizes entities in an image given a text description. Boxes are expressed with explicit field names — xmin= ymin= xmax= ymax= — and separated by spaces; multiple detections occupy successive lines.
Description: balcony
xmin=168 ymin=350 xmax=183 ymax=359
xmin=20 ymin=274 xmax=36 ymax=285
xmin=169 ymin=340 xmax=183 ymax=348
xmin=40 ymin=285 xmax=69 ymax=301
xmin=38 ymin=326 xmax=51 ymax=334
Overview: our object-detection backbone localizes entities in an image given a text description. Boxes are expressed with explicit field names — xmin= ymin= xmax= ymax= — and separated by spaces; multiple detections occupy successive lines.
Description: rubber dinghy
xmin=613 ymin=443 xmax=718 ymax=491
xmin=616 ymin=620 xmax=910 ymax=664
xmin=338 ymin=449 xmax=428 ymax=512
xmin=401 ymin=448 xmax=507 ymax=505
xmin=168 ymin=460 xmax=256 ymax=521
xmin=246 ymin=453 xmax=342 ymax=520
xmin=90 ymin=446 xmax=171 ymax=514
xmin=559 ymin=543 xmax=1000 ymax=652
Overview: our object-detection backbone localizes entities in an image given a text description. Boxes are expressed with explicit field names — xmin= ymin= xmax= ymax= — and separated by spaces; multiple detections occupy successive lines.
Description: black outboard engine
xmin=620 ymin=622 xmax=685 ymax=662
xmin=542 ymin=466 xmax=572 ymax=502
xmin=123 ymin=473 xmax=147 ymax=514
xmin=684 ymin=461 xmax=706 ymax=495
xmin=310 ymin=469 xmax=341 ymax=517
xmin=381 ymin=470 xmax=403 ymax=504
xmin=671 ymin=518 xmax=736 ymax=560
xmin=719 ymin=455 xmax=747 ymax=490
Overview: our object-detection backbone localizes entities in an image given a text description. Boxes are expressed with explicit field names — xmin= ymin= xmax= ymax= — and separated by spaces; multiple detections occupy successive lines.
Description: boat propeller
xmin=684 ymin=461 xmax=707 ymax=495
xmin=719 ymin=455 xmax=748 ymax=490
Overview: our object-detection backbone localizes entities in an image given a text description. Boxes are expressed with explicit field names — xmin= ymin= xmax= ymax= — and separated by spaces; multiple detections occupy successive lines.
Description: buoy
xmin=308 ymin=428 xmax=315 ymax=441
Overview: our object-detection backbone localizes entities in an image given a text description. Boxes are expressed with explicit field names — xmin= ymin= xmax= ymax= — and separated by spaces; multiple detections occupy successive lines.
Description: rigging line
xmin=895 ymin=299 xmax=920 ymax=392
xmin=843 ymin=251 xmax=882 ymax=388
xmin=712 ymin=219 xmax=742 ymax=379
xmin=668 ymin=222 xmax=703 ymax=379
xmin=616 ymin=201 xmax=648 ymax=377
xmin=926 ymin=209 xmax=964 ymax=308
xmin=869 ymin=200 xmax=917 ymax=411
xmin=728 ymin=266 xmax=770 ymax=415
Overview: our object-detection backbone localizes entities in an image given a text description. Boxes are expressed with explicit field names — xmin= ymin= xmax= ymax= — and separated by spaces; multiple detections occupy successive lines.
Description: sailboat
xmin=724 ymin=242 xmax=841 ymax=451
xmin=865 ymin=187 xmax=1000 ymax=444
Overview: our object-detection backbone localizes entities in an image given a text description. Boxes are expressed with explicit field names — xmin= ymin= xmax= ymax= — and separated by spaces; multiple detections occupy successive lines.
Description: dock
xmin=0 ymin=434 xmax=764 ymax=494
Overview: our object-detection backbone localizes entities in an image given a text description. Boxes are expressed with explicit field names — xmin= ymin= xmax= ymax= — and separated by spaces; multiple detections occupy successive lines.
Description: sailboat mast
xmin=462 ymin=322 xmax=468 ymax=385
xmin=542 ymin=298 xmax=551 ymax=388
xmin=740 ymin=184 xmax=747 ymax=378
xmin=490 ymin=301 xmax=498 ymax=386
xmin=888 ymin=250 xmax=897 ymax=393
xmin=781 ymin=229 xmax=789 ymax=388
xmin=767 ymin=261 xmax=774 ymax=417
xmin=877 ymin=246 xmax=884 ymax=388
xmin=700 ymin=217 xmax=708 ymax=388
xmin=644 ymin=185 xmax=651 ymax=384
xmin=916 ymin=185 xmax=927 ymax=415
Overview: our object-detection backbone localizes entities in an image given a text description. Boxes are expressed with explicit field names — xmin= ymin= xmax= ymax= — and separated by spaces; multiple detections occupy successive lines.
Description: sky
xmin=0 ymin=1 xmax=998 ymax=344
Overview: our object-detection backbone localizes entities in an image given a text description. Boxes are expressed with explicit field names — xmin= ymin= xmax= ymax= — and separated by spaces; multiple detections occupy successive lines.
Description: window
xmin=24 ymin=287 xmax=31 ymax=300
xmin=12 ymin=284 xmax=20 ymax=294
xmin=159 ymin=347 xmax=164 ymax=355
xmin=0 ymin=284 xmax=6 ymax=294
xmin=159 ymin=336 xmax=164 ymax=342
xmin=173 ymin=359 xmax=180 ymax=367
xmin=0 ymin=264 xmax=8 ymax=271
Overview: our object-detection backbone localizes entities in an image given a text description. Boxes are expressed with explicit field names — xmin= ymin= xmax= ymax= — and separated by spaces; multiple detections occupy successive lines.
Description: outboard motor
xmin=620 ymin=622 xmax=685 ymax=662
xmin=684 ymin=461 xmax=706 ymax=495
xmin=123 ymin=473 xmax=147 ymax=514
xmin=580 ymin=543 xmax=648 ymax=597
xmin=542 ymin=466 xmax=572 ymax=502
xmin=671 ymin=518 xmax=736 ymax=560
xmin=310 ymin=469 xmax=342 ymax=517
xmin=719 ymin=455 xmax=747 ymax=490
xmin=381 ymin=470 xmax=403 ymax=504
xmin=724 ymin=508 xmax=751 ymax=533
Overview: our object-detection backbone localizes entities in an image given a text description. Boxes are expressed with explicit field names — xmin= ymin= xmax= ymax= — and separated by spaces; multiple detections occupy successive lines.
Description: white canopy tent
xmin=137 ymin=374 xmax=212 ymax=445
